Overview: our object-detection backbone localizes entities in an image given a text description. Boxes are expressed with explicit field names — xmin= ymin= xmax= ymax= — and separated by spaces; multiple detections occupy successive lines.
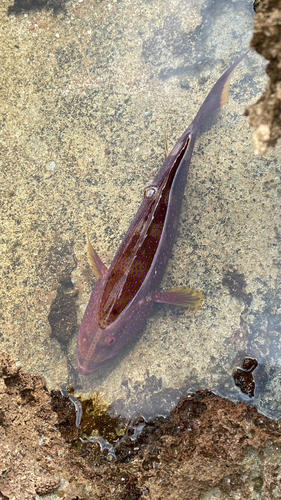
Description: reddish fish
xmin=77 ymin=53 xmax=248 ymax=375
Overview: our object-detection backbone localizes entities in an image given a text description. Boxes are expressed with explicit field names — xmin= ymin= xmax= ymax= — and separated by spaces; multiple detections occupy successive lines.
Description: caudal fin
xmin=192 ymin=51 xmax=249 ymax=130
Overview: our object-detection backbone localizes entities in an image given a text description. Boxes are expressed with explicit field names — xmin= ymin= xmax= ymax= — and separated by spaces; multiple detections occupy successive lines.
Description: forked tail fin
xmin=192 ymin=51 xmax=249 ymax=131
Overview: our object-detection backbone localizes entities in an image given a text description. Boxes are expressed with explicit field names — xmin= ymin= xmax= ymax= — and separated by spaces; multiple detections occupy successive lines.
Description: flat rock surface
xmin=1 ymin=0 xmax=280 ymax=419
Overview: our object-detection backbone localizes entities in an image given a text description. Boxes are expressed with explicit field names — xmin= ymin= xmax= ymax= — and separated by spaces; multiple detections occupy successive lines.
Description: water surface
xmin=1 ymin=0 xmax=280 ymax=422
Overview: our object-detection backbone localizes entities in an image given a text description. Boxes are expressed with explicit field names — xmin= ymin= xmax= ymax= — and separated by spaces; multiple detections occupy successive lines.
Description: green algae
xmin=51 ymin=388 xmax=127 ymax=454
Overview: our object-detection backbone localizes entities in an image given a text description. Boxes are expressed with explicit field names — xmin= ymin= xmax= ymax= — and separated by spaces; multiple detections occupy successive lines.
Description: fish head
xmin=77 ymin=280 xmax=153 ymax=375
xmin=77 ymin=286 xmax=135 ymax=375
xmin=77 ymin=281 xmax=123 ymax=374
xmin=77 ymin=320 xmax=120 ymax=375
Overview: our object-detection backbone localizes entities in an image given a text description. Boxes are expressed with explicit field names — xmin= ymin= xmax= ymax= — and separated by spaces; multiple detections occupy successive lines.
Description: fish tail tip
xmin=190 ymin=288 xmax=205 ymax=310
xmin=173 ymin=286 xmax=205 ymax=310
xmin=220 ymin=50 xmax=249 ymax=108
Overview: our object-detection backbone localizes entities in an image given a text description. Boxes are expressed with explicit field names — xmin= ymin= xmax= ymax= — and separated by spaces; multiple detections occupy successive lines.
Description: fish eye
xmin=144 ymin=186 xmax=157 ymax=198
xmin=107 ymin=337 xmax=116 ymax=346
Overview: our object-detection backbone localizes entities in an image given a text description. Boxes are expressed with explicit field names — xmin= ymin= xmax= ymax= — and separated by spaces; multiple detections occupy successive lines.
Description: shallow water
xmin=1 ymin=0 xmax=281 ymax=423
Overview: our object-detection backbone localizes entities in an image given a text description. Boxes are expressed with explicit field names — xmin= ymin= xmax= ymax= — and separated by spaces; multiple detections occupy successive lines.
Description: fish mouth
xmin=77 ymin=359 xmax=100 ymax=375
xmin=77 ymin=363 xmax=95 ymax=376
xmin=77 ymin=353 xmax=111 ymax=375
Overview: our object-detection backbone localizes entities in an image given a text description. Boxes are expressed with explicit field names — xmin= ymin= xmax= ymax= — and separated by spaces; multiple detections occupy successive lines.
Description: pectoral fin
xmin=87 ymin=233 xmax=108 ymax=279
xmin=153 ymin=286 xmax=204 ymax=310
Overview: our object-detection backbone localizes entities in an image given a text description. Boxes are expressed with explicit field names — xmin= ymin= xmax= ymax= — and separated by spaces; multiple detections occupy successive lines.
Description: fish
xmin=77 ymin=53 xmax=248 ymax=375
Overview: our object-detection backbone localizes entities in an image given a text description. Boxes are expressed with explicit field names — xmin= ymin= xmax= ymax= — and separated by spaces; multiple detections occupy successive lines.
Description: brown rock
xmin=1 ymin=352 xmax=281 ymax=499
xmin=246 ymin=0 xmax=281 ymax=154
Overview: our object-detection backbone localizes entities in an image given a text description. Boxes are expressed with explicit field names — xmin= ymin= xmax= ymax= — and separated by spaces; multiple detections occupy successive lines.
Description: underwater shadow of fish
xmin=77 ymin=52 xmax=249 ymax=376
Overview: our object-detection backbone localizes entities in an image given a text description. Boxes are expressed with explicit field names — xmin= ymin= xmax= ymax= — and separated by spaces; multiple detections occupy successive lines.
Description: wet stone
xmin=233 ymin=357 xmax=258 ymax=398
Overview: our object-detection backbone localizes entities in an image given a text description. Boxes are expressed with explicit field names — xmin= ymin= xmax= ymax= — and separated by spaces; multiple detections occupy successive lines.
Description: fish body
xmin=77 ymin=53 xmax=247 ymax=375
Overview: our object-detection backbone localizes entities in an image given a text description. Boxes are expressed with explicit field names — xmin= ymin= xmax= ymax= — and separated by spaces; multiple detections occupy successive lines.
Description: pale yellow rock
xmin=253 ymin=123 xmax=271 ymax=155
